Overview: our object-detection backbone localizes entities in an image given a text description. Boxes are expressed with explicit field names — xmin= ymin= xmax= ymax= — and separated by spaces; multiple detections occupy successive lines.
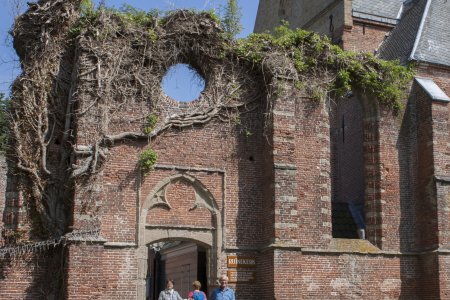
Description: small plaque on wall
xmin=227 ymin=270 xmax=256 ymax=283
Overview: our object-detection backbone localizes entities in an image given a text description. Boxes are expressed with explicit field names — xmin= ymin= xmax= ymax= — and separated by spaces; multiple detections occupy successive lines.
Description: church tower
xmin=254 ymin=0 xmax=353 ymax=44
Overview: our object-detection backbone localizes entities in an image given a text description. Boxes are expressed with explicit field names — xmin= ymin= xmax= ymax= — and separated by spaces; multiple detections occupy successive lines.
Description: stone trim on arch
xmin=136 ymin=172 xmax=223 ymax=300
xmin=143 ymin=225 xmax=215 ymax=247
xmin=141 ymin=173 xmax=219 ymax=215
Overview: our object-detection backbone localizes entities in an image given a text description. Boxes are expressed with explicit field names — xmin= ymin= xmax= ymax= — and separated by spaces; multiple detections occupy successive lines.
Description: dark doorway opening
xmin=146 ymin=241 xmax=208 ymax=300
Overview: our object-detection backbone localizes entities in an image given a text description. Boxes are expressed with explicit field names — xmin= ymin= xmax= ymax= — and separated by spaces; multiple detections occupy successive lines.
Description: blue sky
xmin=0 ymin=0 xmax=260 ymax=98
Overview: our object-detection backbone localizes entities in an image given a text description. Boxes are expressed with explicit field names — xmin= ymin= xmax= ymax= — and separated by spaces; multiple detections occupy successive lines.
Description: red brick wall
xmin=142 ymin=112 xmax=267 ymax=248
xmin=1 ymin=172 xmax=29 ymax=244
xmin=3 ymin=13 xmax=450 ymax=300
xmin=256 ymin=250 xmax=421 ymax=299
xmin=414 ymin=86 xmax=439 ymax=250
xmin=432 ymin=100 xmax=450 ymax=247
xmin=3 ymin=83 xmax=449 ymax=299
xmin=146 ymin=177 xmax=215 ymax=228
xmin=0 ymin=250 xmax=64 ymax=299
xmin=414 ymin=63 xmax=450 ymax=248
xmin=293 ymin=91 xmax=331 ymax=248
xmin=300 ymin=252 xmax=420 ymax=299
xmin=256 ymin=250 xmax=274 ymax=299
xmin=439 ymin=255 xmax=450 ymax=299
xmin=362 ymin=116 xmax=383 ymax=247
xmin=420 ymin=252 xmax=440 ymax=299
xmin=343 ymin=21 xmax=392 ymax=53
xmin=66 ymin=243 xmax=138 ymax=300
xmin=0 ymin=155 xmax=6 ymax=245
xmin=272 ymin=103 xmax=300 ymax=247
xmin=3 ymin=79 xmax=449 ymax=300
xmin=378 ymin=107 xmax=406 ymax=251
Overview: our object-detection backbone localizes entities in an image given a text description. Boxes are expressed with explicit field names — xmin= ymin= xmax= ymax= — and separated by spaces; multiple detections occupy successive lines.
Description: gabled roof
xmin=377 ymin=0 xmax=450 ymax=67
xmin=352 ymin=0 xmax=405 ymax=25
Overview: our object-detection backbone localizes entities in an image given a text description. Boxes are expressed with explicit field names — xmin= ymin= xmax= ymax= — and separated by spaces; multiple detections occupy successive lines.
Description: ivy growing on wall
xmin=234 ymin=24 xmax=414 ymax=111
xmin=9 ymin=0 xmax=414 ymax=241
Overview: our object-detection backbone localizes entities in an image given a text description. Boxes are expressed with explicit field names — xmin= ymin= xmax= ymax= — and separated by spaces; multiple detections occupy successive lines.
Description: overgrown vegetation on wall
xmin=0 ymin=93 xmax=9 ymax=153
xmin=235 ymin=24 xmax=414 ymax=110
xmin=7 ymin=0 xmax=413 ymax=241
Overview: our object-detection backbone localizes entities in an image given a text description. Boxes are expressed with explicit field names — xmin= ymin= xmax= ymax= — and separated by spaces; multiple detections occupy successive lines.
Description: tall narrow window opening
xmin=331 ymin=97 xmax=365 ymax=239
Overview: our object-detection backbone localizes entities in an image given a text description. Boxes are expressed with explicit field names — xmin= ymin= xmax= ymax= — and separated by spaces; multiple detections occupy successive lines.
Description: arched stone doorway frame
xmin=136 ymin=173 xmax=222 ymax=299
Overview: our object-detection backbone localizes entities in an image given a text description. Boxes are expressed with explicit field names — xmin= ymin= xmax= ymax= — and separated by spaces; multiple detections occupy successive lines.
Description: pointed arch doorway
xmin=137 ymin=173 xmax=222 ymax=300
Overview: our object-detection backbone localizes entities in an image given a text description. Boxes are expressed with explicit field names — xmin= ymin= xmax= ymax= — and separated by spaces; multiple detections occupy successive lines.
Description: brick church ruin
xmin=0 ymin=0 xmax=449 ymax=299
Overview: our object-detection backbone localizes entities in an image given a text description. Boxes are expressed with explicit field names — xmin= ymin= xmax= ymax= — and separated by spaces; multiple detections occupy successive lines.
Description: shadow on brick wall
xmin=397 ymin=93 xmax=431 ymax=298
xmin=23 ymin=247 xmax=67 ymax=299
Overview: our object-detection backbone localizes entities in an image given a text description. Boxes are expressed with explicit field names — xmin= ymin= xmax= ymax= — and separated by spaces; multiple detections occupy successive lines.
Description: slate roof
xmin=352 ymin=0 xmax=405 ymax=24
xmin=377 ymin=0 xmax=427 ymax=64
xmin=411 ymin=0 xmax=450 ymax=66
xmin=376 ymin=0 xmax=450 ymax=68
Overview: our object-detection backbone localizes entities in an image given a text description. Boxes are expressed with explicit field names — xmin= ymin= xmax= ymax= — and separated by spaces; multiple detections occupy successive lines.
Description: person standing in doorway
xmin=210 ymin=275 xmax=235 ymax=300
xmin=158 ymin=279 xmax=183 ymax=300
xmin=188 ymin=280 xmax=207 ymax=300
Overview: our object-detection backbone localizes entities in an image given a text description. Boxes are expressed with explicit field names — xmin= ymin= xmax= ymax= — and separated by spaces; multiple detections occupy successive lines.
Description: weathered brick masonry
xmin=61 ymin=82 xmax=448 ymax=299
xmin=1 ymin=1 xmax=450 ymax=299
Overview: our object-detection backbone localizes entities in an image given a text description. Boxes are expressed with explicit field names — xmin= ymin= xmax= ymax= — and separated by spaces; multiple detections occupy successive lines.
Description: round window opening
xmin=161 ymin=63 xmax=206 ymax=102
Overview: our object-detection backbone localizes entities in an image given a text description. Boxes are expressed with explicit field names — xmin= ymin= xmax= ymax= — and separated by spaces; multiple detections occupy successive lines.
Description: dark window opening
xmin=332 ymin=202 xmax=358 ymax=238
xmin=330 ymin=98 xmax=366 ymax=239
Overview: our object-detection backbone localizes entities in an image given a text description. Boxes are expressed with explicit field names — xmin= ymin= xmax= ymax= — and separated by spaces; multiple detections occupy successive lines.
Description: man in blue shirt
xmin=210 ymin=275 xmax=235 ymax=300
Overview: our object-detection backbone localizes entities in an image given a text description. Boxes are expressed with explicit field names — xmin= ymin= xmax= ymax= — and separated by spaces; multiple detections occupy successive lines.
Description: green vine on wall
xmin=234 ymin=25 xmax=414 ymax=111
xmin=10 ymin=1 xmax=417 ymax=242
xmin=71 ymin=2 xmax=414 ymax=113
xmin=71 ymin=3 xmax=414 ymax=112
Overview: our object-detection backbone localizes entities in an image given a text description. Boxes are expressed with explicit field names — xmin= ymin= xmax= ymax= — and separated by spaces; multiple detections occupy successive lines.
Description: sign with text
xmin=227 ymin=256 xmax=256 ymax=268
xmin=227 ymin=270 xmax=256 ymax=283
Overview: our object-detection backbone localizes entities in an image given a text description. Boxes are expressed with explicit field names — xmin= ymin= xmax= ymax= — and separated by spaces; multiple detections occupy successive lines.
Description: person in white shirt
xmin=158 ymin=279 xmax=183 ymax=300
